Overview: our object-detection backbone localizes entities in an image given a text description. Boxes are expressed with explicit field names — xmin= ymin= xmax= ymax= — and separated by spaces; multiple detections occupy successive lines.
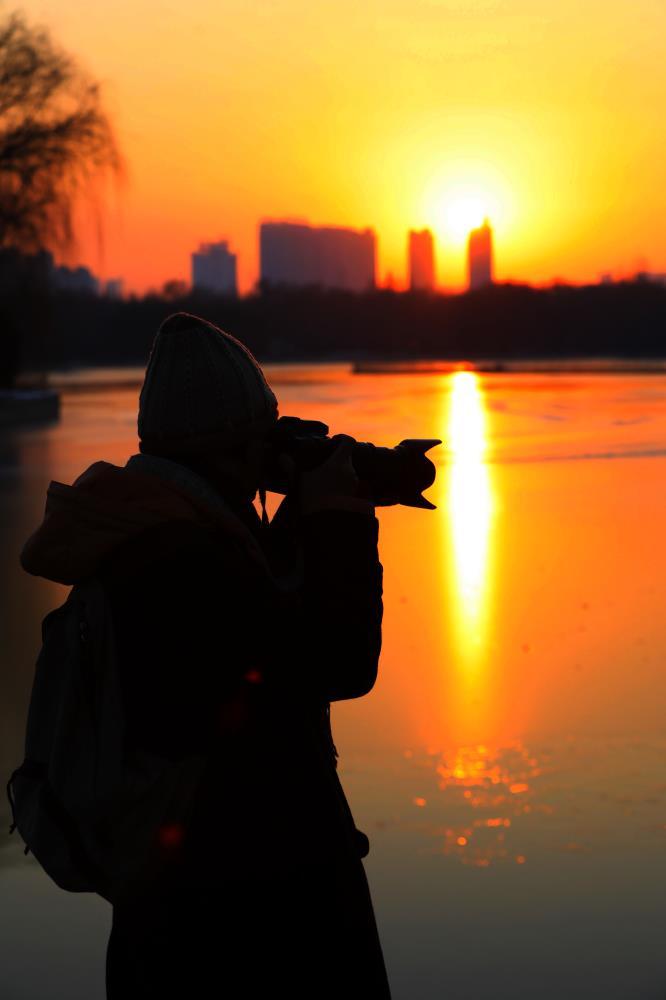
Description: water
xmin=1 ymin=365 xmax=665 ymax=999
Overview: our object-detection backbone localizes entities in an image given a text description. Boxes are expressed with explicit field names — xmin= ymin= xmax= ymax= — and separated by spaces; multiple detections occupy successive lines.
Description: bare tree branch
xmin=0 ymin=10 xmax=123 ymax=253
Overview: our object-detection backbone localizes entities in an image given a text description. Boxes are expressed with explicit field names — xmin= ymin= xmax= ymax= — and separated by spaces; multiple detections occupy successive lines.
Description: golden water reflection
xmin=431 ymin=375 xmax=543 ymax=864
xmin=444 ymin=371 xmax=495 ymax=668
xmin=438 ymin=371 xmax=497 ymax=746
xmin=406 ymin=741 xmax=551 ymax=867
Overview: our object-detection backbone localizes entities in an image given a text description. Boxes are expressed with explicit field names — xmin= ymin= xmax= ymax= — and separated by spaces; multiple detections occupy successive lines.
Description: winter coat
xmin=20 ymin=453 xmax=384 ymax=887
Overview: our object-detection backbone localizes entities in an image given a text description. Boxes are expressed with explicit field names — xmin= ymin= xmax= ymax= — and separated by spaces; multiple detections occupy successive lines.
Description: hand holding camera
xmin=279 ymin=434 xmax=376 ymax=514
xmin=267 ymin=416 xmax=441 ymax=511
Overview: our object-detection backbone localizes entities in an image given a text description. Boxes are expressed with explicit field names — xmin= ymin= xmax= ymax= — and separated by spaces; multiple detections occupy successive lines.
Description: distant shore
xmin=13 ymin=356 xmax=666 ymax=392
xmin=0 ymin=388 xmax=60 ymax=426
xmin=9 ymin=281 xmax=666 ymax=390
xmin=351 ymin=357 xmax=666 ymax=375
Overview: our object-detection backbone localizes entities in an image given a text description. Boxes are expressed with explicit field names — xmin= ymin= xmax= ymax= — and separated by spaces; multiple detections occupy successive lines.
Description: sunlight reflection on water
xmin=445 ymin=372 xmax=495 ymax=667
xmin=410 ymin=741 xmax=546 ymax=867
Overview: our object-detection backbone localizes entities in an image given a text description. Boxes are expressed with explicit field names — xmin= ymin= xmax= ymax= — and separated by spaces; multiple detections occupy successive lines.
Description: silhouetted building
xmin=0 ymin=251 xmax=100 ymax=297
xmin=46 ymin=254 xmax=99 ymax=295
xmin=104 ymin=278 xmax=124 ymax=299
xmin=408 ymin=229 xmax=435 ymax=291
xmin=635 ymin=271 xmax=666 ymax=287
xmin=260 ymin=221 xmax=376 ymax=291
xmin=191 ymin=241 xmax=238 ymax=296
xmin=467 ymin=219 xmax=494 ymax=291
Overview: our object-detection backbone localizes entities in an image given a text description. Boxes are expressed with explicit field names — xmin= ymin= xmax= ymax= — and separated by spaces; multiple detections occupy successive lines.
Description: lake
xmin=1 ymin=364 xmax=665 ymax=999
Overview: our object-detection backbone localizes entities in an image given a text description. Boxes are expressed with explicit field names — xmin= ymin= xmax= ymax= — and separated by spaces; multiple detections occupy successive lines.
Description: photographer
xmin=20 ymin=312 xmax=392 ymax=998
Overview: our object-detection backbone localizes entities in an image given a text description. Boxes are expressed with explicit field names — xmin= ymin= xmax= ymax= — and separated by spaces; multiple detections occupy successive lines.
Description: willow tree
xmin=0 ymin=10 xmax=122 ymax=252
xmin=0 ymin=11 xmax=122 ymax=384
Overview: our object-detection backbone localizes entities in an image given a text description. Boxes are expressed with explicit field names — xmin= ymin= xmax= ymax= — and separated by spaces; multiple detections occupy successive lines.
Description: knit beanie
xmin=138 ymin=312 xmax=279 ymax=457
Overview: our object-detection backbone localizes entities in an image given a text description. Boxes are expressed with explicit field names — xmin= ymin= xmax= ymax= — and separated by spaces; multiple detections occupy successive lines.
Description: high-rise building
xmin=191 ymin=241 xmax=238 ymax=296
xmin=408 ymin=229 xmax=435 ymax=291
xmin=467 ymin=219 xmax=494 ymax=291
xmin=259 ymin=221 xmax=376 ymax=291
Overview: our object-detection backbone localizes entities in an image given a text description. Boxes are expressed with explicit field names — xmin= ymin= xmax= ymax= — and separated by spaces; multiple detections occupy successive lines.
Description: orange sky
xmin=24 ymin=0 xmax=666 ymax=294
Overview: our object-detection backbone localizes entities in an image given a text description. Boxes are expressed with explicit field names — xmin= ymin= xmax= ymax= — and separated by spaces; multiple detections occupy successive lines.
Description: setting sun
xmin=422 ymin=170 xmax=511 ymax=252
xmin=417 ymin=160 xmax=516 ymax=283
xmin=436 ymin=193 xmax=487 ymax=243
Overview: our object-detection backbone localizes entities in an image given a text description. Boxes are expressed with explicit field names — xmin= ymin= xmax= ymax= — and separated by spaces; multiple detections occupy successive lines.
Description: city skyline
xmin=50 ymin=212 xmax=666 ymax=299
xmin=24 ymin=0 xmax=666 ymax=296
xmin=51 ymin=208 xmax=662 ymax=297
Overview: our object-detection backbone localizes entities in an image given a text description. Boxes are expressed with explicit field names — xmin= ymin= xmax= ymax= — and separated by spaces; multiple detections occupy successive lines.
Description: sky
xmin=22 ymin=0 xmax=666 ymax=293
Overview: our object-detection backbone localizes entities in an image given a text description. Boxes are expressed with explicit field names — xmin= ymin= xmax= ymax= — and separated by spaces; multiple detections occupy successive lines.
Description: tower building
xmin=408 ymin=229 xmax=435 ymax=291
xmin=467 ymin=220 xmax=494 ymax=291
xmin=191 ymin=241 xmax=238 ymax=296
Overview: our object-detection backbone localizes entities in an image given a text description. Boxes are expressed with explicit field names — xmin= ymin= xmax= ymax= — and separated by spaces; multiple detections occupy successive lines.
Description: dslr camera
xmin=263 ymin=416 xmax=441 ymax=509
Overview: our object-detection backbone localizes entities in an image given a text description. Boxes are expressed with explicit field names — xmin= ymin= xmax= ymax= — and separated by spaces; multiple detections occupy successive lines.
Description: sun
xmin=421 ymin=169 xmax=508 ymax=247
xmin=444 ymin=195 xmax=487 ymax=241
xmin=431 ymin=189 xmax=489 ymax=243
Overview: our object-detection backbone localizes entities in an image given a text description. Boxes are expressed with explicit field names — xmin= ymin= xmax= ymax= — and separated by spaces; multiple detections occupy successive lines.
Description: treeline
xmin=6 ymin=278 xmax=666 ymax=382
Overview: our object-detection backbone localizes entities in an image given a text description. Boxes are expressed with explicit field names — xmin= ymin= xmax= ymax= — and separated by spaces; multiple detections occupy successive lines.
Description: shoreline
xmin=352 ymin=358 xmax=666 ymax=375
xmin=13 ymin=356 xmax=666 ymax=391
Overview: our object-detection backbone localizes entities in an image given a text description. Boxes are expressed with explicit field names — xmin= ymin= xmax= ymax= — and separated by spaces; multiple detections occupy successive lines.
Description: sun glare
xmin=421 ymin=166 xmax=512 ymax=257
xmin=442 ymin=195 xmax=487 ymax=242
xmin=446 ymin=371 xmax=494 ymax=665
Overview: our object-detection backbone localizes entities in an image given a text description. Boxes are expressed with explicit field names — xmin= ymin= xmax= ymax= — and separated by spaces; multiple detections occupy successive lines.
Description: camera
xmin=263 ymin=415 xmax=441 ymax=509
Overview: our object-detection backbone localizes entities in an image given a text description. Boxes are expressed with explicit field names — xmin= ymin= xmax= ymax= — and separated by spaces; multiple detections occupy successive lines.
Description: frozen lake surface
xmin=1 ymin=365 xmax=665 ymax=999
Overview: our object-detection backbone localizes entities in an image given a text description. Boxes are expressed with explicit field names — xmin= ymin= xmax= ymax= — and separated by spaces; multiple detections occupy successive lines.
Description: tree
xmin=0 ymin=10 xmax=122 ymax=386
xmin=161 ymin=279 xmax=190 ymax=301
xmin=0 ymin=9 xmax=122 ymax=254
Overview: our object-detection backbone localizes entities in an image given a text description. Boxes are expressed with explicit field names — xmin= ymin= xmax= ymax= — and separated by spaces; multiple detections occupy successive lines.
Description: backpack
xmin=6 ymin=577 xmax=207 ymax=905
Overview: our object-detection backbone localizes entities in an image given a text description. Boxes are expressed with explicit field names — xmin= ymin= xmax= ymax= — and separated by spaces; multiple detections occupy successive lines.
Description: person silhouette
xmin=20 ymin=311 xmax=392 ymax=998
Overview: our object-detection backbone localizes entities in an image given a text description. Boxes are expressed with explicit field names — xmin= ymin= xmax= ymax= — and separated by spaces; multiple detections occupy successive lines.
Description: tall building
xmin=191 ymin=241 xmax=238 ymax=296
xmin=259 ymin=221 xmax=376 ymax=291
xmin=408 ymin=229 xmax=435 ymax=291
xmin=467 ymin=219 xmax=494 ymax=291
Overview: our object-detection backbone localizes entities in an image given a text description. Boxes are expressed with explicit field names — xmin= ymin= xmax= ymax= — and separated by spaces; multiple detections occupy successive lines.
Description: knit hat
xmin=138 ymin=312 xmax=279 ymax=456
